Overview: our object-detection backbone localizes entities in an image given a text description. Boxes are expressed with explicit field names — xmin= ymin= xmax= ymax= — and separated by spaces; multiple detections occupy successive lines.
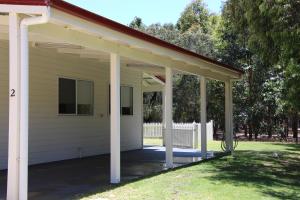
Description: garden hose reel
xmin=221 ymin=133 xmax=238 ymax=152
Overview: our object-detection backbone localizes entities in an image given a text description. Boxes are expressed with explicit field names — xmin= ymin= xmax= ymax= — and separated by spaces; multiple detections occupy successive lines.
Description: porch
xmin=0 ymin=146 xmax=214 ymax=200
xmin=0 ymin=1 xmax=243 ymax=199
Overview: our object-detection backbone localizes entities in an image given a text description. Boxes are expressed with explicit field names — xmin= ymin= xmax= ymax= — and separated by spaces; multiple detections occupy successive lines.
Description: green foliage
xmin=177 ymin=26 xmax=216 ymax=57
xmin=173 ymin=75 xmax=200 ymax=122
xmin=130 ymin=1 xmax=221 ymax=125
xmin=177 ymin=0 xmax=209 ymax=33
xmin=218 ymin=0 xmax=300 ymax=139
xmin=143 ymin=92 xmax=162 ymax=122
xmin=144 ymin=23 xmax=180 ymax=45
xmin=131 ymin=0 xmax=300 ymax=139
xmin=207 ymin=80 xmax=225 ymax=132
xmin=283 ymin=59 xmax=300 ymax=111
xmin=129 ymin=16 xmax=145 ymax=30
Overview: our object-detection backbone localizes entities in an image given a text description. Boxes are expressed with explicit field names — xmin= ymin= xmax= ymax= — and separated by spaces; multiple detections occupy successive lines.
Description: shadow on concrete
xmin=73 ymin=152 xmax=228 ymax=200
xmin=0 ymin=146 xmax=219 ymax=200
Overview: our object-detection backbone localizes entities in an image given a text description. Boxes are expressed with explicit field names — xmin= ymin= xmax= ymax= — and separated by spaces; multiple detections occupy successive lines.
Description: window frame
xmin=58 ymin=76 xmax=94 ymax=116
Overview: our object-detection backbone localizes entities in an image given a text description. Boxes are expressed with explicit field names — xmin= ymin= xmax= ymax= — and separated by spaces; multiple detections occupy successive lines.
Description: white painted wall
xmin=0 ymin=41 xmax=9 ymax=170
xmin=0 ymin=40 xmax=143 ymax=170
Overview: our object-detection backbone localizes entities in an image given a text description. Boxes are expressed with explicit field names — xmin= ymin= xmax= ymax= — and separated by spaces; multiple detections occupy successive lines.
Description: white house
xmin=0 ymin=0 xmax=243 ymax=199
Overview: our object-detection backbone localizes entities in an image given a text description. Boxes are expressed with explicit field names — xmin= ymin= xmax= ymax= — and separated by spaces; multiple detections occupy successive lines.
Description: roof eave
xmin=0 ymin=0 xmax=244 ymax=76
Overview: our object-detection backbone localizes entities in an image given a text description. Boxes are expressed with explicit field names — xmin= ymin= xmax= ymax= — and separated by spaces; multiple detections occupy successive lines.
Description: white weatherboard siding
xmin=0 ymin=42 xmax=9 ymax=170
xmin=0 ymin=40 xmax=143 ymax=170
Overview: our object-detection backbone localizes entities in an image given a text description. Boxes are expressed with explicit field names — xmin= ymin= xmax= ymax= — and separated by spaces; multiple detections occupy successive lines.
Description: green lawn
xmin=80 ymin=141 xmax=300 ymax=200
xmin=143 ymin=138 xmax=164 ymax=146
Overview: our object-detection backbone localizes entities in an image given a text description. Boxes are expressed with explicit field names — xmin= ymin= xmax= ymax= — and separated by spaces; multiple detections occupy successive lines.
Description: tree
xmin=133 ymin=0 xmax=300 ymax=142
xmin=173 ymin=75 xmax=200 ymax=122
xmin=283 ymin=60 xmax=300 ymax=142
xmin=217 ymin=0 xmax=298 ymax=140
xmin=143 ymin=92 xmax=162 ymax=122
xmin=145 ymin=23 xmax=180 ymax=46
xmin=130 ymin=1 xmax=220 ymax=125
xmin=129 ymin=16 xmax=145 ymax=30
xmin=207 ymin=80 xmax=225 ymax=138
xmin=228 ymin=0 xmax=300 ymax=141
xmin=177 ymin=0 xmax=210 ymax=33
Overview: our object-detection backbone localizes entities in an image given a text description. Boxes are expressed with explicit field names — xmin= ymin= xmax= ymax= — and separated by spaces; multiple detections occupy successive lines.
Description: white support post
xmin=110 ymin=53 xmax=121 ymax=184
xmin=7 ymin=12 xmax=21 ymax=200
xmin=200 ymin=76 xmax=207 ymax=159
xmin=225 ymin=81 xmax=233 ymax=152
xmin=19 ymin=18 xmax=30 ymax=200
xmin=162 ymin=87 xmax=166 ymax=146
xmin=8 ymin=12 xmax=50 ymax=200
xmin=165 ymin=67 xmax=173 ymax=168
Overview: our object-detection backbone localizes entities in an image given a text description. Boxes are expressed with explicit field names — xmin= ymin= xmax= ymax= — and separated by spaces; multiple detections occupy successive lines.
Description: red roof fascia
xmin=0 ymin=0 xmax=244 ymax=75
xmin=0 ymin=0 xmax=48 ymax=6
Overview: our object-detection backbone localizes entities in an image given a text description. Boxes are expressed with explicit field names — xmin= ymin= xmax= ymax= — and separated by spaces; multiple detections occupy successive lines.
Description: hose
xmin=221 ymin=133 xmax=238 ymax=152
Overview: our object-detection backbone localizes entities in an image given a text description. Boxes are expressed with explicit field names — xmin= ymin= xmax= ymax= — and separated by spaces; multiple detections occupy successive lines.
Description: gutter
xmin=19 ymin=8 xmax=50 ymax=200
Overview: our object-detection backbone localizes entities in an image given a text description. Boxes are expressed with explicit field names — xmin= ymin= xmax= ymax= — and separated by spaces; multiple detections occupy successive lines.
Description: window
xmin=109 ymin=85 xmax=133 ymax=116
xmin=59 ymin=78 xmax=94 ymax=115
xmin=59 ymin=78 xmax=76 ymax=114
xmin=121 ymin=86 xmax=133 ymax=115
xmin=77 ymin=80 xmax=94 ymax=115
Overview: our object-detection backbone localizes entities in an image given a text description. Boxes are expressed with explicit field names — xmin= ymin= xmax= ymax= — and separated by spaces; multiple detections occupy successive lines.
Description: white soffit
xmin=48 ymin=8 xmax=241 ymax=79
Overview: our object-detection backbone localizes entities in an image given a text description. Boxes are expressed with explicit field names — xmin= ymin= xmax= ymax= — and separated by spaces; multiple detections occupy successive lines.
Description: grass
xmin=80 ymin=141 xmax=300 ymax=200
xmin=143 ymin=138 xmax=223 ymax=151
xmin=143 ymin=138 xmax=164 ymax=146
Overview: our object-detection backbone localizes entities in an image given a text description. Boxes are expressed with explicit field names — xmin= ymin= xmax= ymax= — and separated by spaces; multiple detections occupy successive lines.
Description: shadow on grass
xmin=204 ymin=146 xmax=300 ymax=200
xmin=76 ymin=144 xmax=300 ymax=200
xmin=74 ymin=152 xmax=229 ymax=199
xmin=270 ymin=142 xmax=300 ymax=152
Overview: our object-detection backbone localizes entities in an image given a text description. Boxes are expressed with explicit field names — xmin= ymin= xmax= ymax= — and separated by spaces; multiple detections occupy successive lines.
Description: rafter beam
xmin=30 ymin=23 xmax=237 ymax=81
xmin=49 ymin=8 xmax=241 ymax=78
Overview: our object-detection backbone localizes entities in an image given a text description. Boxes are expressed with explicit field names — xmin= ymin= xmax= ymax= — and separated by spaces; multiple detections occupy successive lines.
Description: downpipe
xmin=19 ymin=9 xmax=50 ymax=200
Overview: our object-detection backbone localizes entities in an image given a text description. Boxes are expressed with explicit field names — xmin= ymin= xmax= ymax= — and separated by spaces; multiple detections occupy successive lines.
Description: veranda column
xmin=165 ymin=67 xmax=173 ymax=168
xmin=110 ymin=53 xmax=121 ymax=183
xmin=7 ymin=12 xmax=21 ymax=200
xmin=225 ymin=80 xmax=233 ymax=152
xmin=19 ymin=16 xmax=32 ymax=200
xmin=200 ymin=76 xmax=207 ymax=159
xmin=162 ymin=87 xmax=166 ymax=146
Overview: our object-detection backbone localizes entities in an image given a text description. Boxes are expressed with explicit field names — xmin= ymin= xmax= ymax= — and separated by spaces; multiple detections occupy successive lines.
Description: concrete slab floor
xmin=0 ymin=146 xmax=214 ymax=200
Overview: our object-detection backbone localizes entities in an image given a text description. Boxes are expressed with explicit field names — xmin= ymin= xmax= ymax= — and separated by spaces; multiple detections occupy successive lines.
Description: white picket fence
xmin=143 ymin=121 xmax=214 ymax=148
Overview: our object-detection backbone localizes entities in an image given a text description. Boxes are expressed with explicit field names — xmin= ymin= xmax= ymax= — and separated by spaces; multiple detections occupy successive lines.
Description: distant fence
xmin=143 ymin=121 xmax=213 ymax=148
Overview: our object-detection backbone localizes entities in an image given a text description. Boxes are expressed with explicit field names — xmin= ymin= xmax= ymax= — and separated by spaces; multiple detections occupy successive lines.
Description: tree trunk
xmin=213 ymin=124 xmax=217 ymax=140
xmin=253 ymin=121 xmax=258 ymax=140
xmin=254 ymin=131 xmax=258 ymax=140
xmin=268 ymin=114 xmax=272 ymax=138
xmin=292 ymin=113 xmax=299 ymax=143
xmin=267 ymin=124 xmax=272 ymax=138
xmin=248 ymin=123 xmax=253 ymax=141
xmin=244 ymin=124 xmax=248 ymax=137
xmin=285 ymin=118 xmax=289 ymax=139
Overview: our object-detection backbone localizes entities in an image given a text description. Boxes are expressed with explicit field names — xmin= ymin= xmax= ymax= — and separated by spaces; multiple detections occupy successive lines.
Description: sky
xmin=65 ymin=0 xmax=223 ymax=26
